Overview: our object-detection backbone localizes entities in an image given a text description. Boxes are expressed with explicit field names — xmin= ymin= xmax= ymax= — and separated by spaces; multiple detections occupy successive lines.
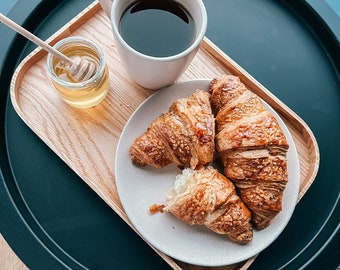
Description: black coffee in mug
xmin=119 ymin=0 xmax=196 ymax=57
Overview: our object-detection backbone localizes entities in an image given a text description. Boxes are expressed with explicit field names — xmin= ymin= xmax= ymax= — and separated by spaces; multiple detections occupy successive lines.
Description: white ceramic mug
xmin=107 ymin=0 xmax=207 ymax=90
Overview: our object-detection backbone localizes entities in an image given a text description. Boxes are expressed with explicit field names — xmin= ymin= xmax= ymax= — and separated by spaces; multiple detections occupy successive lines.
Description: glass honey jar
xmin=46 ymin=36 xmax=109 ymax=108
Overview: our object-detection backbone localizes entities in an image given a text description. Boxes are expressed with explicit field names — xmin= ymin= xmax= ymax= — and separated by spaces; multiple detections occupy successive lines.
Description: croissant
xmin=209 ymin=75 xmax=289 ymax=230
xmin=151 ymin=167 xmax=253 ymax=244
xmin=129 ymin=89 xmax=215 ymax=169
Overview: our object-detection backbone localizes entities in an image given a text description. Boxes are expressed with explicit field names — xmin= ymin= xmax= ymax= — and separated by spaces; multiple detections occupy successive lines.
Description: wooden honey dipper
xmin=0 ymin=13 xmax=97 ymax=82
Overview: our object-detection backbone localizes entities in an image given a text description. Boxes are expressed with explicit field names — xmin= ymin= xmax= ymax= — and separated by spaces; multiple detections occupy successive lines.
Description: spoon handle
xmin=0 ymin=13 xmax=72 ymax=65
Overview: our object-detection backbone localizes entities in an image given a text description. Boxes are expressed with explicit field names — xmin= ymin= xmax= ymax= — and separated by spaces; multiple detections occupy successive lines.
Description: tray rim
xmin=8 ymin=1 xmax=321 ymax=269
xmin=10 ymin=1 xmax=320 ymax=203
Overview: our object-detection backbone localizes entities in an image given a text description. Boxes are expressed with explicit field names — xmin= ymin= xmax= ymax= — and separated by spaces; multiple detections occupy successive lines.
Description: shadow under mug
xmin=110 ymin=0 xmax=207 ymax=90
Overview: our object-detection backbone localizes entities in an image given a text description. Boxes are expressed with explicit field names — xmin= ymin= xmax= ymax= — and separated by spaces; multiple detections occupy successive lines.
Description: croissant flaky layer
xmin=163 ymin=167 xmax=253 ymax=244
xmin=129 ymin=89 xmax=215 ymax=169
xmin=209 ymin=75 xmax=289 ymax=230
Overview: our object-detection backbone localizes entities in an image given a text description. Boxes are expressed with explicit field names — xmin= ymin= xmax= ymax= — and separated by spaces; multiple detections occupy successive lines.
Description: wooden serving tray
xmin=10 ymin=2 xmax=319 ymax=269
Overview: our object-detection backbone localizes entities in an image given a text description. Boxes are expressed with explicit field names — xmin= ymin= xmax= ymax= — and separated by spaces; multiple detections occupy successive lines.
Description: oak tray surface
xmin=0 ymin=0 xmax=339 ymax=269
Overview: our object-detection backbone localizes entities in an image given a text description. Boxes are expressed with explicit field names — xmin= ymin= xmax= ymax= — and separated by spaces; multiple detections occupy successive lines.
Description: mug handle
xmin=98 ymin=0 xmax=113 ymax=18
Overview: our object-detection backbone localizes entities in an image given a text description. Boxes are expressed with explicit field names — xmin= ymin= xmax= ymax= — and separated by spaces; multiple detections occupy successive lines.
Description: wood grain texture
xmin=9 ymin=1 xmax=320 ymax=269
xmin=0 ymin=234 xmax=28 ymax=270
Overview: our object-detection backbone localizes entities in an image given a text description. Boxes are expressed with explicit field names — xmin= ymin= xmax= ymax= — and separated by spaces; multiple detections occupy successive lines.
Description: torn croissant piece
xmin=129 ymin=90 xmax=215 ymax=169
xmin=209 ymin=75 xmax=289 ymax=230
xmin=159 ymin=167 xmax=253 ymax=244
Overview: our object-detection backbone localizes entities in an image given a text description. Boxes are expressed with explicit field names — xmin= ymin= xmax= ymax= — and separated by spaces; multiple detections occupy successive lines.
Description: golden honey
xmin=47 ymin=36 xmax=109 ymax=108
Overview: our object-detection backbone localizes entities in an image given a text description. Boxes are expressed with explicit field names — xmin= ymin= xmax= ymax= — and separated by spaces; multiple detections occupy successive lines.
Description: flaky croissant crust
xmin=130 ymin=89 xmax=215 ymax=169
xmin=209 ymin=75 xmax=289 ymax=230
xmin=163 ymin=167 xmax=253 ymax=244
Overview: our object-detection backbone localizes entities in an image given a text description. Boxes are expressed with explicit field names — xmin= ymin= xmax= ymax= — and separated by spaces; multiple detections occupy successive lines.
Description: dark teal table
xmin=0 ymin=0 xmax=339 ymax=269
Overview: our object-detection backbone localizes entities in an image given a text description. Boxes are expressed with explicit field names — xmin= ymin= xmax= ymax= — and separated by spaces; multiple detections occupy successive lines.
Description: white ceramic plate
xmin=115 ymin=80 xmax=300 ymax=266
